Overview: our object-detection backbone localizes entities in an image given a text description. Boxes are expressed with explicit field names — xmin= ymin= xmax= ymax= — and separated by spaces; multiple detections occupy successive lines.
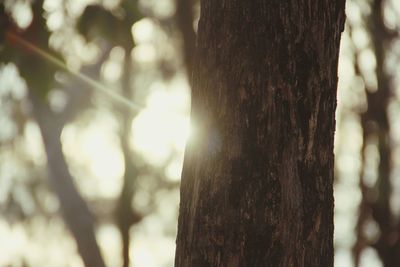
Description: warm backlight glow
xmin=131 ymin=77 xmax=191 ymax=169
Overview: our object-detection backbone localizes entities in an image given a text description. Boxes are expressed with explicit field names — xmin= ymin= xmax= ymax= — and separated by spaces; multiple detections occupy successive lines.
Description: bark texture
xmin=175 ymin=1 xmax=346 ymax=266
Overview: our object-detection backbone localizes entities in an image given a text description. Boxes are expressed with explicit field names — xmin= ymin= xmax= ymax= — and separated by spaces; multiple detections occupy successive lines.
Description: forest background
xmin=0 ymin=0 xmax=400 ymax=266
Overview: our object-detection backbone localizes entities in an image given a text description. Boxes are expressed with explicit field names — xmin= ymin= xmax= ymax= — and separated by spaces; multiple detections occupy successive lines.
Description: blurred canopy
xmin=335 ymin=0 xmax=400 ymax=266
xmin=0 ymin=0 xmax=194 ymax=266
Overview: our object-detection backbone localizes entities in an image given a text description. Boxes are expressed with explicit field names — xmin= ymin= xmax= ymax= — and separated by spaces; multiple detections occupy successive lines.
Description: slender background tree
xmin=343 ymin=0 xmax=400 ymax=266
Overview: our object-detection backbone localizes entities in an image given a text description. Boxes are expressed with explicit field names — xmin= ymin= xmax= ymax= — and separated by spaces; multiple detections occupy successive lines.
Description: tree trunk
xmin=115 ymin=51 xmax=142 ymax=267
xmin=30 ymin=94 xmax=106 ymax=267
xmin=175 ymin=1 xmax=346 ymax=266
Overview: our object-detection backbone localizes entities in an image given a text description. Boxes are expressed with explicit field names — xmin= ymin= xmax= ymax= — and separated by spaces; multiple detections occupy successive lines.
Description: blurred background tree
xmin=335 ymin=0 xmax=400 ymax=266
xmin=0 ymin=0 xmax=400 ymax=266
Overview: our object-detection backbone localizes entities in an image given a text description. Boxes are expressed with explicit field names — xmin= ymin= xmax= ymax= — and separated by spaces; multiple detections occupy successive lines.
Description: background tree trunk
xmin=30 ymin=93 xmax=106 ymax=267
xmin=4 ymin=2 xmax=108 ymax=266
xmin=175 ymin=1 xmax=346 ymax=266
xmin=352 ymin=0 xmax=400 ymax=266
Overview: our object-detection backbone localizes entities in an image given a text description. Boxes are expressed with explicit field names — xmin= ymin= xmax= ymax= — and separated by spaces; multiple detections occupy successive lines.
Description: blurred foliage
xmin=335 ymin=0 xmax=400 ymax=266
xmin=0 ymin=0 xmax=192 ymax=266
xmin=1 ymin=1 xmax=57 ymax=98
xmin=77 ymin=2 xmax=142 ymax=48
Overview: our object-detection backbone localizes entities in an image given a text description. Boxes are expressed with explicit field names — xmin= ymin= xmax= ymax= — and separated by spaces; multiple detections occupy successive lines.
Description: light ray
xmin=6 ymin=31 xmax=143 ymax=112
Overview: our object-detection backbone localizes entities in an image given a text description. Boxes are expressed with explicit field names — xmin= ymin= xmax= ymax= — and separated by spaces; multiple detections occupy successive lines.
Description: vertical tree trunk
xmin=116 ymin=52 xmax=142 ymax=267
xmin=175 ymin=1 xmax=346 ymax=266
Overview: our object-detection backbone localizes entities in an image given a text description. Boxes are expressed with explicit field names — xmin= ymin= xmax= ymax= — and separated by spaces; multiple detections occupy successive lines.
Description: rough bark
xmin=175 ymin=1 xmax=345 ymax=266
